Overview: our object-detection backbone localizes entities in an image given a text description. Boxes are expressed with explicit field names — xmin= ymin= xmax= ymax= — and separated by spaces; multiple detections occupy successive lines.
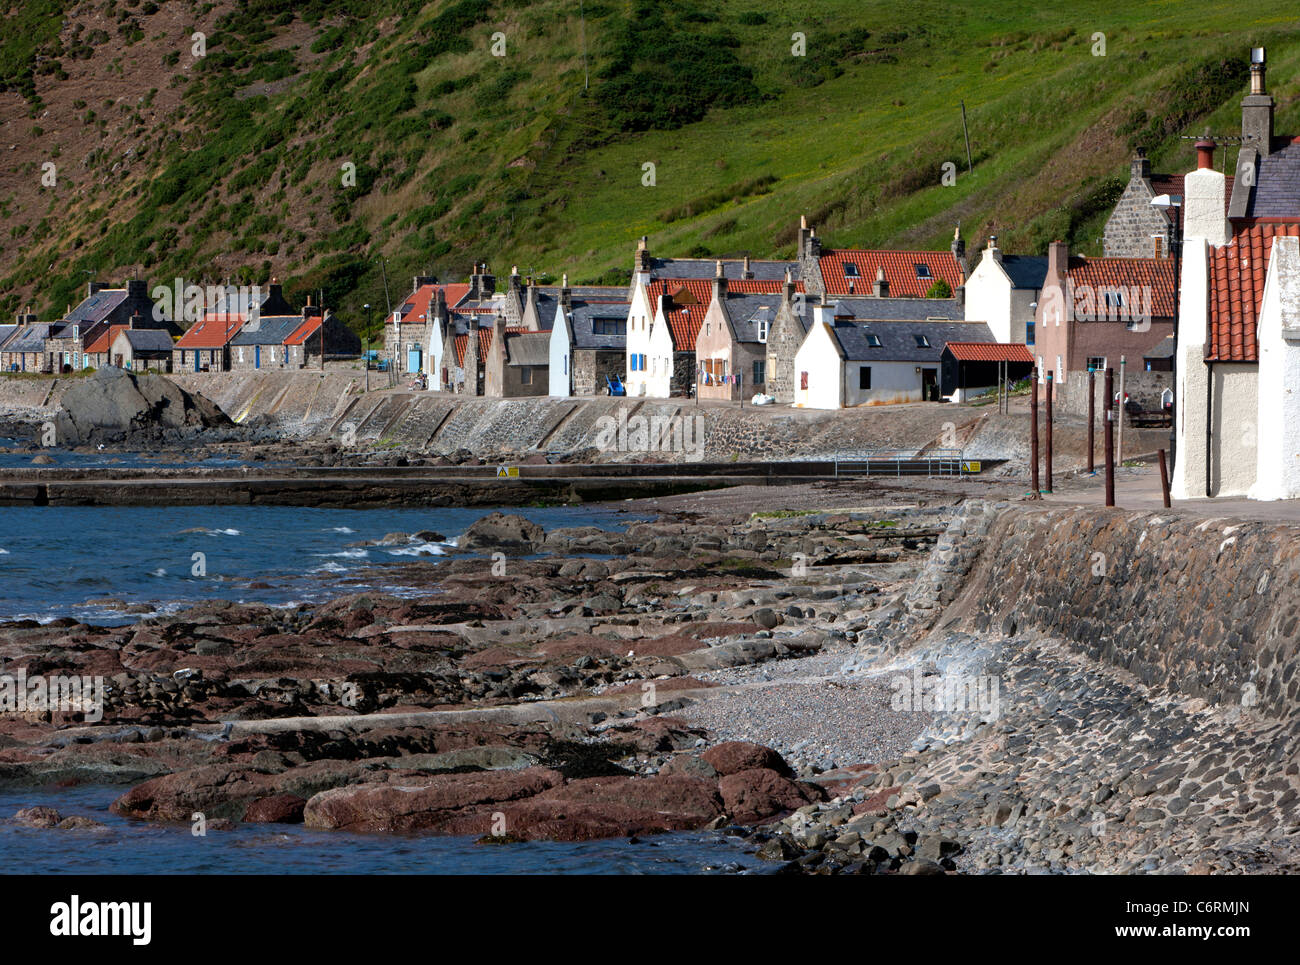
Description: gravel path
xmin=675 ymin=648 xmax=933 ymax=774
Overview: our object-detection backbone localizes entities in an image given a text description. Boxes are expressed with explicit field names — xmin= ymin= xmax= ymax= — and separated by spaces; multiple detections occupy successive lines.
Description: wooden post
xmin=1105 ymin=367 xmax=1116 ymax=507
xmin=1087 ymin=367 xmax=1096 ymax=474
xmin=1158 ymin=448 xmax=1172 ymax=508
xmin=1117 ymin=355 xmax=1126 ymax=468
xmin=1030 ymin=368 xmax=1040 ymax=495
xmin=1045 ymin=370 xmax=1054 ymax=493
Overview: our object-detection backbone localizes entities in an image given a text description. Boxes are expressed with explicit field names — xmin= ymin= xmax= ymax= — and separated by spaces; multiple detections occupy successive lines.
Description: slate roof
xmin=832 ymin=297 xmax=964 ymax=322
xmin=0 ymin=325 xmax=17 ymax=348
xmin=827 ymin=319 xmax=996 ymax=362
xmin=1207 ymin=223 xmax=1300 ymax=362
xmin=65 ymin=289 xmax=128 ymax=325
xmin=1066 ymin=257 xmax=1176 ymax=318
xmin=723 ymin=293 xmax=782 ymax=344
xmin=943 ymin=341 xmax=1033 ymax=363
xmin=175 ymin=314 xmax=246 ymax=348
xmin=120 ymin=329 xmax=175 ymax=351
xmin=819 ymin=250 xmax=964 ymax=297
xmin=565 ymin=298 xmax=631 ymax=350
xmin=647 ymin=257 xmax=795 ymax=282
xmin=230 ymin=316 xmax=305 ymax=346
xmin=1240 ymin=140 xmax=1300 ymax=219
xmin=1144 ymin=334 xmax=1175 ymax=360
xmin=998 ymin=255 xmax=1049 ymax=290
xmin=6 ymin=323 xmax=57 ymax=352
xmin=505 ymin=332 xmax=550 ymax=366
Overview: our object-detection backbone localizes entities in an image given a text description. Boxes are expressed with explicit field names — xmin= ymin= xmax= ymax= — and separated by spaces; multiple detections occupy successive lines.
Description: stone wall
xmin=573 ymin=349 xmax=624 ymax=396
xmin=964 ymin=506 xmax=1300 ymax=719
xmin=1054 ymin=369 xmax=1172 ymax=419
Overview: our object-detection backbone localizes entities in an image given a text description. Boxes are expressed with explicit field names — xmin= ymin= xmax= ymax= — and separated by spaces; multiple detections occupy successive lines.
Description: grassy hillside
xmin=2 ymin=0 xmax=1299 ymax=326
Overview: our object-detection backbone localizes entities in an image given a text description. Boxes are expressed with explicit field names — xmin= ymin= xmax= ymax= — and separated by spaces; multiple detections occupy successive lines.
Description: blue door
xmin=254 ymin=344 xmax=260 ymax=369
xmin=407 ymin=347 xmax=422 ymax=373
xmin=193 ymin=351 xmax=199 ymax=372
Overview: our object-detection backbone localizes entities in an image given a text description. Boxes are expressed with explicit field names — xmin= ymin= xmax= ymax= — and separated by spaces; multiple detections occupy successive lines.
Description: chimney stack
xmin=635 ymin=236 xmax=652 ymax=273
xmin=713 ymin=260 xmax=728 ymax=302
xmin=560 ymin=272 xmax=572 ymax=313
xmin=1242 ymin=47 xmax=1275 ymax=154
xmin=1131 ymin=147 xmax=1152 ymax=183
xmin=872 ymin=266 xmax=889 ymax=298
xmin=742 ymin=254 xmax=753 ymax=279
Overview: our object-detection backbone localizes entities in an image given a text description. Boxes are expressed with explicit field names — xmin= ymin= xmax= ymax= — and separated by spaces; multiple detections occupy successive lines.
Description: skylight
xmin=866 ymin=334 xmax=882 ymax=347
xmin=914 ymin=264 xmax=932 ymax=280
xmin=914 ymin=334 xmax=930 ymax=348
xmin=843 ymin=264 xmax=860 ymax=278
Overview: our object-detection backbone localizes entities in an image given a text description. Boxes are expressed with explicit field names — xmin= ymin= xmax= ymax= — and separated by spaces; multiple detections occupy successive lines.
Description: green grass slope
xmin=1 ymin=0 xmax=1299 ymax=326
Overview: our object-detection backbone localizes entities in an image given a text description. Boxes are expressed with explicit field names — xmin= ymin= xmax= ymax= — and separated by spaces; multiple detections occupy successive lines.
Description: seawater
xmin=0 ymin=785 xmax=768 ymax=875
xmin=0 ymin=504 xmax=647 ymax=625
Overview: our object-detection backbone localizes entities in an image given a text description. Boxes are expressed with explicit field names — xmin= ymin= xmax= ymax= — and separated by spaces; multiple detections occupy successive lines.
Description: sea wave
xmin=384 ymin=542 xmax=447 ymax=557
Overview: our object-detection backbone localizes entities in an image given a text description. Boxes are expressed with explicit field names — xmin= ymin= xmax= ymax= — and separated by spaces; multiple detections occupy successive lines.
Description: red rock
xmin=243 ymin=794 xmax=306 ymax=824
xmin=719 ymin=768 xmax=826 ymax=823
xmin=302 ymin=766 xmax=564 ymax=832
xmin=701 ymin=741 xmax=792 ymax=777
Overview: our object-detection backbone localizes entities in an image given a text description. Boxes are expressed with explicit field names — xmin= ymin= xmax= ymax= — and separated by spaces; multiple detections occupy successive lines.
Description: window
xmin=866 ymin=333 xmax=882 ymax=347
xmin=1026 ymin=322 xmax=1035 ymax=345
xmin=1086 ymin=356 xmax=1107 ymax=372
xmin=1154 ymin=237 xmax=1164 ymax=259
xmin=800 ymin=370 xmax=809 ymax=390
xmin=758 ymin=318 xmax=768 ymax=343
xmin=592 ymin=318 xmax=625 ymax=337
xmin=843 ymin=263 xmax=860 ymax=278
xmin=858 ymin=366 xmax=872 ymax=390
xmin=520 ymin=366 xmax=533 ymax=385
xmin=913 ymin=334 xmax=930 ymax=348
xmin=1103 ymin=290 xmax=1125 ymax=309
xmin=914 ymin=264 xmax=932 ymax=280
xmin=753 ymin=360 xmax=766 ymax=385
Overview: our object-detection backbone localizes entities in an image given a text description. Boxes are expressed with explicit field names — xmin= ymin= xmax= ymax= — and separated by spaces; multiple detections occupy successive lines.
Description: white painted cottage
xmin=961 ymin=237 xmax=1048 ymax=344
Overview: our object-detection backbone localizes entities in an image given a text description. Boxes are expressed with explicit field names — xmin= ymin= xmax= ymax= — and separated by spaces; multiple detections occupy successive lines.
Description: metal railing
xmin=833 ymin=449 xmax=968 ymax=478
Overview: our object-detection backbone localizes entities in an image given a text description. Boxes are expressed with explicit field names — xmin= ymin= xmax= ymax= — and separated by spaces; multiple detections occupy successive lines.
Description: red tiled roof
xmin=284 ymin=316 xmax=322 ymax=346
xmin=453 ymin=325 xmax=526 ymax=366
xmin=175 ymin=313 xmax=246 ymax=348
xmin=397 ymin=283 xmax=472 ymax=324
xmin=646 ymin=278 xmax=789 ymax=350
xmin=943 ymin=341 xmax=1033 ymax=363
xmin=85 ymin=324 xmax=129 ymax=354
xmin=1208 ymin=223 xmax=1300 ymax=362
xmin=1066 ymin=257 xmax=1176 ymax=318
xmin=820 ymin=250 xmax=963 ymax=297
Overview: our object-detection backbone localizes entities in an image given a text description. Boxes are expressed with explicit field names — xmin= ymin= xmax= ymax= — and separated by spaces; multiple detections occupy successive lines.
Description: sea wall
xmin=962 ymin=506 xmax=1300 ymax=719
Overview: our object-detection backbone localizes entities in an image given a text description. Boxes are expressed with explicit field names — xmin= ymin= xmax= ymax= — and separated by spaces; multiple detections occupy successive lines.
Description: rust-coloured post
xmin=1105 ymin=367 xmax=1116 ymax=507
xmin=1045 ymin=370 xmax=1054 ymax=493
xmin=1087 ymin=367 xmax=1096 ymax=474
xmin=1030 ymin=368 xmax=1040 ymax=495
xmin=1158 ymin=448 xmax=1172 ymax=508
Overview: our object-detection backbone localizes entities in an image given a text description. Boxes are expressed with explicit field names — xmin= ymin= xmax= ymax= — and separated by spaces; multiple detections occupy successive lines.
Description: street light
xmin=364 ymin=303 xmax=371 ymax=391
xmin=1150 ymin=193 xmax=1182 ymax=471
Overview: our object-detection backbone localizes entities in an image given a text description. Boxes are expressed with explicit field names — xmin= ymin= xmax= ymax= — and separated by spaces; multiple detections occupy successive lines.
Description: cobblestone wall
xmin=968 ymin=507 xmax=1300 ymax=719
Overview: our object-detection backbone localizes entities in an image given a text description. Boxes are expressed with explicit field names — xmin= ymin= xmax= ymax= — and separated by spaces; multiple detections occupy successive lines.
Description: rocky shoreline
xmin=3 ymin=499 xmax=1298 ymax=873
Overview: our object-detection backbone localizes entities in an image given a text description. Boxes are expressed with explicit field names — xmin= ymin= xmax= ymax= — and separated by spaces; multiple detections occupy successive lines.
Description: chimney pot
xmin=1196 ymin=137 xmax=1216 ymax=170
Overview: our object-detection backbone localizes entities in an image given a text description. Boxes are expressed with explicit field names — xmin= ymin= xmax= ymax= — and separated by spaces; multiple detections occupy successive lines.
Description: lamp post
xmin=364 ymin=303 xmax=371 ymax=391
xmin=1151 ymin=192 xmax=1183 ymax=472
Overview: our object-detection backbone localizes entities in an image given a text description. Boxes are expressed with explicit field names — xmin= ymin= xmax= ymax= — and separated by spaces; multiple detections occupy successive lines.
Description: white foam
xmin=384 ymin=542 xmax=446 ymax=557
